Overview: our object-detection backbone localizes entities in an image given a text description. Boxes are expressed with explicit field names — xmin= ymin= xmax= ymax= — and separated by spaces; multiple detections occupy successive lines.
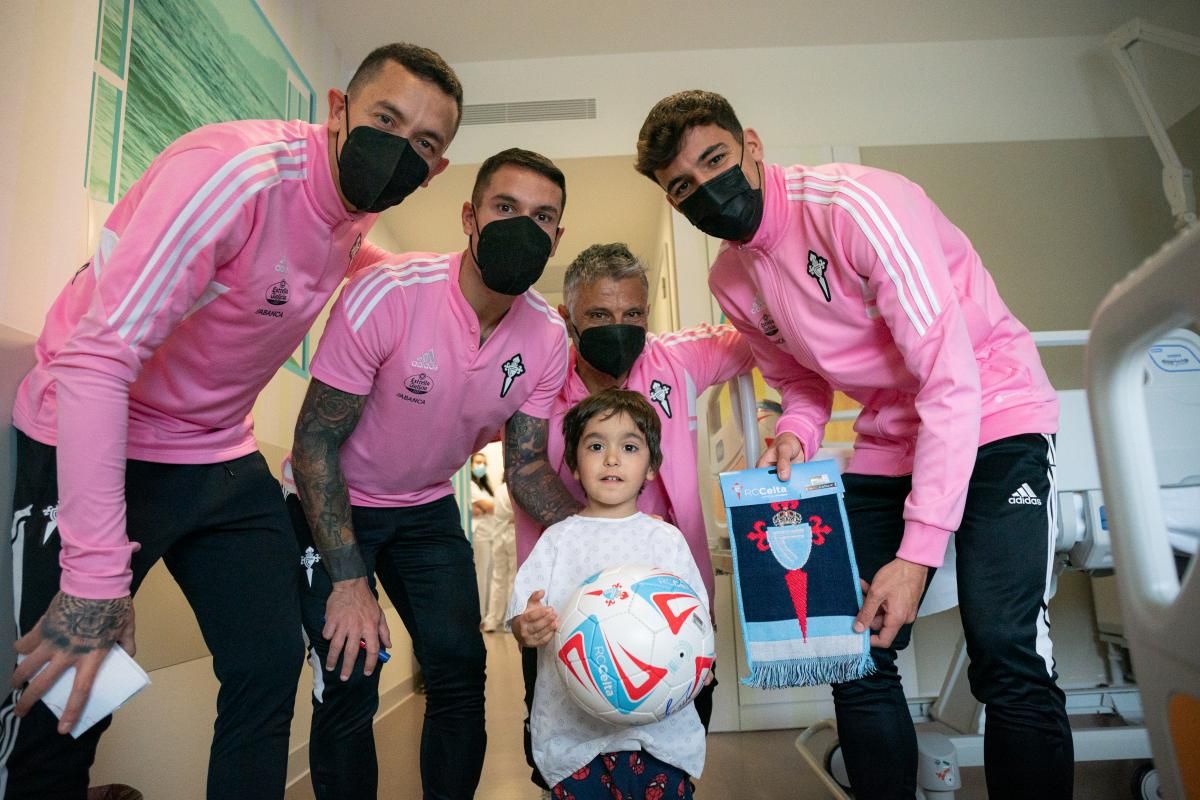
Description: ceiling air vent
xmin=461 ymin=98 xmax=597 ymax=126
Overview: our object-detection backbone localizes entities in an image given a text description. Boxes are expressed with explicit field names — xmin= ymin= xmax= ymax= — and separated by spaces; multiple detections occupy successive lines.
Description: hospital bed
xmin=704 ymin=316 xmax=1200 ymax=798
xmin=1086 ymin=224 xmax=1200 ymax=800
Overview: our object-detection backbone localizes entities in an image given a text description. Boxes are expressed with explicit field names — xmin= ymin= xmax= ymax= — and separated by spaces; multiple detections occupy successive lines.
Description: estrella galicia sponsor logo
xmin=266 ymin=278 xmax=289 ymax=306
xmin=759 ymin=312 xmax=779 ymax=338
xmin=404 ymin=373 xmax=434 ymax=395
xmin=649 ymin=379 xmax=673 ymax=418
xmin=500 ymin=353 xmax=525 ymax=398
xmin=807 ymin=250 xmax=832 ymax=302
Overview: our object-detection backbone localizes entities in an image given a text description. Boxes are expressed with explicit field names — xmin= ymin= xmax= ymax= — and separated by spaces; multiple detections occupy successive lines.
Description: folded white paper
xmin=17 ymin=644 xmax=151 ymax=738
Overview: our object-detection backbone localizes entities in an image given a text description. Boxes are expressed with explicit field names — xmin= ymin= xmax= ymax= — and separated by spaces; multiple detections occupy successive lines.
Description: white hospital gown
xmin=506 ymin=512 xmax=708 ymax=787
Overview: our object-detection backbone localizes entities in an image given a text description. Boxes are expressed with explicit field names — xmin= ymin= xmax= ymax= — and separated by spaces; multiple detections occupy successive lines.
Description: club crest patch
xmin=649 ymin=379 xmax=673 ymax=418
xmin=501 ymin=354 xmax=525 ymax=398
xmin=807 ymin=250 xmax=831 ymax=302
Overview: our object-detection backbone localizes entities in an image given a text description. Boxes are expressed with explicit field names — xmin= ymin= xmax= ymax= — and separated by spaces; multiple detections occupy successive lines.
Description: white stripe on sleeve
xmin=787 ymin=189 xmax=929 ymax=336
xmin=788 ymin=173 xmax=942 ymax=330
xmin=109 ymin=140 xmax=307 ymax=338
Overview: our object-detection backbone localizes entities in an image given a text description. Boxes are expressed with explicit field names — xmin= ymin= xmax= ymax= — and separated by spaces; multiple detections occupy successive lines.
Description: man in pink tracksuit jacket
xmin=510 ymin=242 xmax=753 ymax=790
xmin=636 ymin=91 xmax=1070 ymax=799
xmin=4 ymin=44 xmax=461 ymax=800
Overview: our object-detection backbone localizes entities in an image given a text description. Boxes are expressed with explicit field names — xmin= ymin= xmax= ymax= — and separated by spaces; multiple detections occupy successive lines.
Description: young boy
xmin=508 ymin=388 xmax=707 ymax=798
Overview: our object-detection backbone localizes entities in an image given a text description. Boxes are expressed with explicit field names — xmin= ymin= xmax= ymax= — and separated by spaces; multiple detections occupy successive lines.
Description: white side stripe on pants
xmin=1 ymin=505 xmax=33 ymax=795
xmin=1035 ymin=434 xmax=1059 ymax=678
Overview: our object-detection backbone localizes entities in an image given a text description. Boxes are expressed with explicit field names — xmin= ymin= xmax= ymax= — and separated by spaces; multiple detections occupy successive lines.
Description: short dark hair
xmin=347 ymin=43 xmax=464 ymax=132
xmin=635 ymin=90 xmax=744 ymax=182
xmin=563 ymin=388 xmax=663 ymax=474
xmin=472 ymin=148 xmax=567 ymax=213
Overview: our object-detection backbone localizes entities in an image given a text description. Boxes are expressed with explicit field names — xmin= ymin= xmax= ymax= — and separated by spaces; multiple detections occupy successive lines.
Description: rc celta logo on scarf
xmin=731 ymin=482 xmax=788 ymax=500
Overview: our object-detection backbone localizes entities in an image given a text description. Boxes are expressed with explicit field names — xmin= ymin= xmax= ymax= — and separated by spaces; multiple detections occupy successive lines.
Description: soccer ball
xmin=554 ymin=564 xmax=715 ymax=726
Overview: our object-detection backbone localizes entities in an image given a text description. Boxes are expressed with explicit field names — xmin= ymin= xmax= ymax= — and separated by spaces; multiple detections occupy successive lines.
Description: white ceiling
xmin=356 ymin=0 xmax=1200 ymax=309
xmin=318 ymin=0 xmax=1200 ymax=67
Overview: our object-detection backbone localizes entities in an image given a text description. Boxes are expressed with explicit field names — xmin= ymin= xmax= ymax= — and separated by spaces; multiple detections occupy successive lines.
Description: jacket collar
xmin=307 ymin=122 xmax=377 ymax=227
xmin=736 ymin=161 xmax=788 ymax=254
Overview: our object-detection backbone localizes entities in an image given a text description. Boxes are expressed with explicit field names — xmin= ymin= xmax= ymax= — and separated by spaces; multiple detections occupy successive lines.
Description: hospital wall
xmin=0 ymin=3 xmax=421 ymax=798
xmin=859 ymin=136 xmax=1178 ymax=389
xmin=416 ymin=18 xmax=1199 ymax=375
xmin=0 ymin=5 xmax=1198 ymax=799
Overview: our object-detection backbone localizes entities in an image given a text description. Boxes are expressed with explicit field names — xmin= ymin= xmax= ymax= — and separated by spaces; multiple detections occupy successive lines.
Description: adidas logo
xmin=411 ymin=349 xmax=438 ymax=371
xmin=1008 ymin=483 xmax=1043 ymax=505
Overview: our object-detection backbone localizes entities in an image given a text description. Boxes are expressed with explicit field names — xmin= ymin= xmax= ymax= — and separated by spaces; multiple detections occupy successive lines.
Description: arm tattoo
xmin=291 ymin=379 xmax=369 ymax=581
xmin=39 ymin=592 xmax=132 ymax=656
xmin=504 ymin=411 xmax=583 ymax=528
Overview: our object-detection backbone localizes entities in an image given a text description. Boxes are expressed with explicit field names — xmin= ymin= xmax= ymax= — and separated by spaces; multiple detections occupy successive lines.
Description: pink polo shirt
xmin=13 ymin=119 xmax=387 ymax=599
xmin=298 ymin=252 xmax=569 ymax=507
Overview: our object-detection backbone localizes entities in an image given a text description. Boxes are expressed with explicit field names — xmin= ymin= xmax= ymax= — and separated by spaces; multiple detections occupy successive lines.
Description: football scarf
xmin=720 ymin=461 xmax=873 ymax=688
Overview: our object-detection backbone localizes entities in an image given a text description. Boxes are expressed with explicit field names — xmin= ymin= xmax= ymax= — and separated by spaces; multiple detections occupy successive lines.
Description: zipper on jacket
xmin=753 ymin=247 xmax=820 ymax=371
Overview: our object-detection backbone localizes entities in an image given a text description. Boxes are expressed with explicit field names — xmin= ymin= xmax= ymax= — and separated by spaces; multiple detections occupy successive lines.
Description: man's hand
xmin=757 ymin=431 xmax=805 ymax=481
xmin=11 ymin=591 xmax=135 ymax=734
xmin=511 ymin=590 xmax=557 ymax=648
xmin=324 ymin=577 xmax=391 ymax=680
xmin=854 ymin=558 xmax=928 ymax=648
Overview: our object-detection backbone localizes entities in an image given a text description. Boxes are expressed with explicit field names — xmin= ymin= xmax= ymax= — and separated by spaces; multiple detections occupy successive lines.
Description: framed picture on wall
xmin=85 ymin=0 xmax=318 ymax=375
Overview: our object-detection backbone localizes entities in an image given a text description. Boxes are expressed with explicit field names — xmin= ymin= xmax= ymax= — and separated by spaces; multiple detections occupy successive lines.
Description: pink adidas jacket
xmin=513 ymin=324 xmax=753 ymax=604
xmin=13 ymin=120 xmax=387 ymax=599
xmin=708 ymin=162 xmax=1058 ymax=568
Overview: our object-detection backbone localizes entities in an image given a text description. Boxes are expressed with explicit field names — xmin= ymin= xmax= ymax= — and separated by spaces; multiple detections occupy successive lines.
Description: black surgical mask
xmin=678 ymin=151 xmax=763 ymax=242
xmin=470 ymin=213 xmax=553 ymax=296
xmin=575 ymin=323 xmax=646 ymax=378
xmin=336 ymin=101 xmax=429 ymax=213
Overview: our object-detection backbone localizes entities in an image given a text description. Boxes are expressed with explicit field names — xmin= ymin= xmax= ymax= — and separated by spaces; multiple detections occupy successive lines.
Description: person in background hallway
xmin=637 ymin=89 xmax=1069 ymax=800
xmin=286 ymin=148 xmax=571 ymax=800
xmin=469 ymin=453 xmax=497 ymax=518
xmin=480 ymin=476 xmax=516 ymax=633
xmin=4 ymin=42 xmax=461 ymax=800
xmin=469 ymin=451 xmax=497 ymax=619
xmin=509 ymin=241 xmax=753 ymax=791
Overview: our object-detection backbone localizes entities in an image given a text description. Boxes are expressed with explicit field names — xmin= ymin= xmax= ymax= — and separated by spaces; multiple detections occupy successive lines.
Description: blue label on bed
xmin=1148 ymin=344 xmax=1200 ymax=372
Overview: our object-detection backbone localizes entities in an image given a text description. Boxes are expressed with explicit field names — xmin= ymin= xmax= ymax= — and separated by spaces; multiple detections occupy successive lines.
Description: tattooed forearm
xmin=504 ymin=412 xmax=583 ymax=527
xmin=292 ymin=379 xmax=369 ymax=581
xmin=39 ymin=592 xmax=132 ymax=655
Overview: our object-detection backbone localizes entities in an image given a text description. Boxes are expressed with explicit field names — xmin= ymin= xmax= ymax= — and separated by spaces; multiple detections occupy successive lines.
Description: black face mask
xmin=678 ymin=153 xmax=763 ymax=242
xmin=575 ymin=323 xmax=646 ymax=378
xmin=336 ymin=101 xmax=429 ymax=213
xmin=470 ymin=213 xmax=553 ymax=296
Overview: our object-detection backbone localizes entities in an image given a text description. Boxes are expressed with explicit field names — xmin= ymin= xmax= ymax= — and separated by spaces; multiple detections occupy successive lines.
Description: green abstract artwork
xmin=86 ymin=0 xmax=317 ymax=375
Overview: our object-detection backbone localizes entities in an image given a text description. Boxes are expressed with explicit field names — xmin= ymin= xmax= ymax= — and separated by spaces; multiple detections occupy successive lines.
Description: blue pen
xmin=321 ymin=618 xmax=390 ymax=663
xmin=360 ymin=639 xmax=390 ymax=663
